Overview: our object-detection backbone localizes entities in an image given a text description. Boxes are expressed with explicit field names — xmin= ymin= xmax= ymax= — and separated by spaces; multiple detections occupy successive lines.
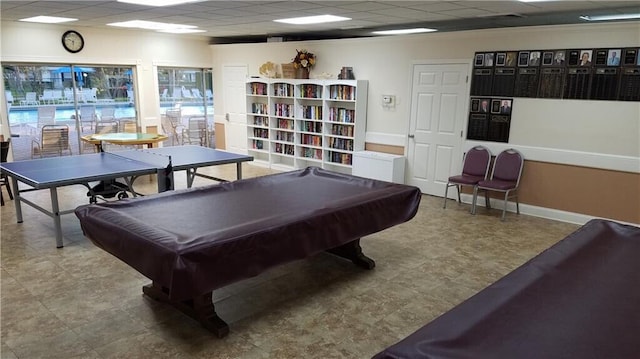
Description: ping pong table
xmin=0 ymin=145 xmax=253 ymax=248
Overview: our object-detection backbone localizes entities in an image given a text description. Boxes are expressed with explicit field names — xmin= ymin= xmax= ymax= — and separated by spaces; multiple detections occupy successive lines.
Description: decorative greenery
xmin=292 ymin=49 xmax=316 ymax=69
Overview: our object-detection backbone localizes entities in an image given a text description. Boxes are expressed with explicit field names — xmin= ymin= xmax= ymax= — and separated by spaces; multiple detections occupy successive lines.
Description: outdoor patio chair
xmin=32 ymin=125 xmax=72 ymax=158
xmin=79 ymin=105 xmax=98 ymax=133
xmin=182 ymin=117 xmax=207 ymax=146
xmin=21 ymin=92 xmax=39 ymax=106
xmin=1 ymin=139 xmax=14 ymax=206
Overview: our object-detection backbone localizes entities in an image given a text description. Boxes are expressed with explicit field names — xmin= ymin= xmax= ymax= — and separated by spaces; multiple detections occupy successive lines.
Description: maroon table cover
xmin=373 ymin=219 xmax=640 ymax=359
xmin=76 ymin=167 xmax=421 ymax=301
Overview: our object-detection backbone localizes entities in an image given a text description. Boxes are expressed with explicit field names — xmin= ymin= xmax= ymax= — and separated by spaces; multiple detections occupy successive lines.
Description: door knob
xmin=408 ymin=134 xmax=415 ymax=138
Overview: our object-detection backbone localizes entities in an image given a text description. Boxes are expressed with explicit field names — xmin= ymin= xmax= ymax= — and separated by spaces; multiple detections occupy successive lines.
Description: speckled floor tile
xmin=1 ymin=162 xmax=581 ymax=358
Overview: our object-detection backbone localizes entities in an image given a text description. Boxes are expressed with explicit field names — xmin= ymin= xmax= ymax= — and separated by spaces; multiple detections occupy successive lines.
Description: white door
xmin=407 ymin=62 xmax=470 ymax=196
xmin=222 ymin=65 xmax=248 ymax=154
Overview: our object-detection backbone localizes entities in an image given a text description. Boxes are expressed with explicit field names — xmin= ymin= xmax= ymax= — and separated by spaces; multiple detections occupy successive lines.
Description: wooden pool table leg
xmin=142 ymin=283 xmax=229 ymax=338
xmin=327 ymin=238 xmax=376 ymax=270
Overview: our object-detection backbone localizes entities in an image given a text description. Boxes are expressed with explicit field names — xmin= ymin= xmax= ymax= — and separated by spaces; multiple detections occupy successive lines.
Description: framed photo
xmin=496 ymin=53 xmax=506 ymax=66
xmin=491 ymin=100 xmax=501 ymax=114
xmin=607 ymin=49 xmax=621 ymax=66
xmin=499 ymin=99 xmax=512 ymax=115
xmin=542 ymin=51 xmax=554 ymax=66
xmin=529 ymin=51 xmax=541 ymax=66
xmin=518 ymin=51 xmax=530 ymax=67
xmin=475 ymin=53 xmax=484 ymax=67
xmin=553 ymin=50 xmax=566 ymax=65
xmin=505 ymin=52 xmax=517 ymax=67
xmin=484 ymin=53 xmax=494 ymax=67
xmin=579 ymin=50 xmax=592 ymax=66
xmin=479 ymin=99 xmax=490 ymax=113
xmin=471 ymin=98 xmax=480 ymax=112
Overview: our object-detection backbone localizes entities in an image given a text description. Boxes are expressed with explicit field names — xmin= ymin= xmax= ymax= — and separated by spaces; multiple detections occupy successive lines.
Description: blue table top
xmin=0 ymin=146 xmax=253 ymax=188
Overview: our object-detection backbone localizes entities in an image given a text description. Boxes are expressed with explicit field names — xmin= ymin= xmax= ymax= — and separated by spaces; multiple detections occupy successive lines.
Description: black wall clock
xmin=62 ymin=30 xmax=84 ymax=53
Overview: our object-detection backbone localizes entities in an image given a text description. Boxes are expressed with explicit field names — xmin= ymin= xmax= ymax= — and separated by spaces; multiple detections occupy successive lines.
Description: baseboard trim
xmin=459 ymin=194 xmax=638 ymax=226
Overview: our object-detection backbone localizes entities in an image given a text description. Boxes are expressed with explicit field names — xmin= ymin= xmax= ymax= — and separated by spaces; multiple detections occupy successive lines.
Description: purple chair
xmin=443 ymin=145 xmax=491 ymax=211
xmin=472 ymin=148 xmax=524 ymax=221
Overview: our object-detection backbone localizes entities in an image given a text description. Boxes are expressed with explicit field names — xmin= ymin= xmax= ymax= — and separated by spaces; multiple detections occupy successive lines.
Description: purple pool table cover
xmin=75 ymin=167 xmax=421 ymax=301
xmin=372 ymin=219 xmax=640 ymax=359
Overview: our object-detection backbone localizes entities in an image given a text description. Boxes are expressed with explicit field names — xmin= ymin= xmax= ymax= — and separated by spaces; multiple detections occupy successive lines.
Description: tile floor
xmin=1 ymin=163 xmax=580 ymax=358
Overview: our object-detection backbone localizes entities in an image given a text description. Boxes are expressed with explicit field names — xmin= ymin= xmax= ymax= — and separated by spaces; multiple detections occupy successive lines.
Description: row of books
xmin=251 ymin=139 xmax=265 ymax=150
xmin=274 ymin=103 xmax=294 ymax=117
xmin=329 ymin=85 xmax=356 ymax=100
xmin=249 ymin=83 xmax=267 ymax=95
xmin=328 ymin=107 xmax=355 ymax=123
xmin=330 ymin=124 xmax=354 ymax=137
xmin=275 ymin=131 xmax=295 ymax=142
xmin=328 ymin=151 xmax=352 ymax=165
xmin=252 ymin=116 xmax=268 ymax=127
xmin=301 ymin=148 xmax=322 ymax=160
xmin=300 ymin=134 xmax=322 ymax=146
xmin=299 ymin=84 xmax=322 ymax=98
xmin=274 ymin=143 xmax=295 ymax=155
xmin=300 ymin=120 xmax=323 ymax=133
xmin=301 ymin=105 xmax=323 ymax=120
xmin=251 ymin=103 xmax=268 ymax=114
xmin=252 ymin=128 xmax=269 ymax=139
xmin=277 ymin=118 xmax=294 ymax=130
xmin=273 ymin=83 xmax=295 ymax=97
xmin=328 ymin=137 xmax=354 ymax=151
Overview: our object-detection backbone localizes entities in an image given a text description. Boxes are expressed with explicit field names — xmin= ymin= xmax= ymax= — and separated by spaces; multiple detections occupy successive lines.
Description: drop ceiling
xmin=1 ymin=1 xmax=638 ymax=44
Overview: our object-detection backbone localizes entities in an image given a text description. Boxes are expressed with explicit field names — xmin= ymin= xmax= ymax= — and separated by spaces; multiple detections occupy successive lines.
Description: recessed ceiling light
xmin=274 ymin=15 xmax=351 ymax=25
xmin=372 ymin=28 xmax=437 ymax=35
xmin=117 ymin=0 xmax=202 ymax=6
xmin=19 ymin=16 xmax=77 ymax=24
xmin=579 ymin=13 xmax=640 ymax=21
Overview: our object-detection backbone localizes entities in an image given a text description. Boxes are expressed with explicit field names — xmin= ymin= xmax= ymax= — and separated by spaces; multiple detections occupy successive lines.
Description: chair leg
xmin=5 ymin=180 xmax=12 ymax=200
xmin=456 ymin=185 xmax=461 ymax=204
xmin=471 ymin=186 xmax=478 ymax=215
xmin=515 ymin=194 xmax=520 ymax=214
xmin=1 ymin=190 xmax=4 ymax=206
xmin=443 ymin=182 xmax=449 ymax=209
xmin=485 ymin=190 xmax=491 ymax=209
xmin=501 ymin=191 xmax=509 ymax=221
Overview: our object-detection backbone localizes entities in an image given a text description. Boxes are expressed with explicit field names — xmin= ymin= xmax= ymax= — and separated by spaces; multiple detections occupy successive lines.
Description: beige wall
xmin=210 ymin=22 xmax=639 ymax=224
xmin=1 ymin=20 xmax=639 ymax=224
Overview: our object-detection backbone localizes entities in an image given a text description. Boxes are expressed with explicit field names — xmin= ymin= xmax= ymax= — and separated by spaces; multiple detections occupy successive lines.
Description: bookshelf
xmin=246 ymin=78 xmax=368 ymax=173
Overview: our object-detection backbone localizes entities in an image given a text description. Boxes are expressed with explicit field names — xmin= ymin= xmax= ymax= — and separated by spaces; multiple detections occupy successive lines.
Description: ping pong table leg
xmin=236 ymin=162 xmax=243 ymax=180
xmin=11 ymin=177 xmax=23 ymax=223
xmin=50 ymin=187 xmax=64 ymax=248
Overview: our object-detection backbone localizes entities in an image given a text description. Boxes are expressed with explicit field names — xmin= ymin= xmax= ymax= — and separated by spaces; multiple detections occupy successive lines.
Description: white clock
xmin=62 ymin=30 xmax=84 ymax=53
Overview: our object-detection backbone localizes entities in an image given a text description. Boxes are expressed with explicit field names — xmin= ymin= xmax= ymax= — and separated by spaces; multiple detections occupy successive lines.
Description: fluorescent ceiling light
xmin=19 ymin=16 xmax=77 ymax=23
xmin=108 ymin=20 xmax=204 ymax=34
xmin=579 ymin=13 xmax=640 ymax=21
xmin=159 ymin=28 xmax=206 ymax=34
xmin=274 ymin=15 xmax=351 ymax=25
xmin=372 ymin=28 xmax=437 ymax=35
xmin=117 ymin=0 xmax=201 ymax=6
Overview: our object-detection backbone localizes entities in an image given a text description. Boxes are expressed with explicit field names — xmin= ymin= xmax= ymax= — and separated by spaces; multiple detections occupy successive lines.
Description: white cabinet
xmin=245 ymin=78 xmax=368 ymax=173
xmin=352 ymin=151 xmax=406 ymax=184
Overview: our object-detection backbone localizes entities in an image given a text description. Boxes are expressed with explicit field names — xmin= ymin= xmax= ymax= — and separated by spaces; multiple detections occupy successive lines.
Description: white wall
xmin=1 ymin=21 xmax=212 ymax=132
xmin=210 ymin=22 xmax=640 ymax=171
